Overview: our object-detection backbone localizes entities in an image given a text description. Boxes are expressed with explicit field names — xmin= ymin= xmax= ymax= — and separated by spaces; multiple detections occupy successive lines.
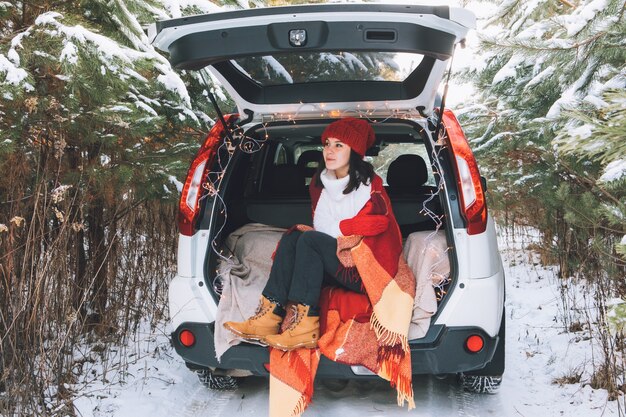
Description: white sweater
xmin=313 ymin=169 xmax=372 ymax=238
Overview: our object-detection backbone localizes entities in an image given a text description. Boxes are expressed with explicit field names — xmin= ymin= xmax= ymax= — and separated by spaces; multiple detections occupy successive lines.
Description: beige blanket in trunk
xmin=214 ymin=223 xmax=286 ymax=361
xmin=403 ymin=230 xmax=450 ymax=340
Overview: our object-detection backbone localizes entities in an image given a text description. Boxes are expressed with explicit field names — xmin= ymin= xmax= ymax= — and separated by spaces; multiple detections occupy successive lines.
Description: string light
xmin=200 ymin=121 xmax=273 ymax=294
xmin=422 ymin=112 xmax=453 ymax=300
xmin=263 ymin=100 xmax=432 ymax=125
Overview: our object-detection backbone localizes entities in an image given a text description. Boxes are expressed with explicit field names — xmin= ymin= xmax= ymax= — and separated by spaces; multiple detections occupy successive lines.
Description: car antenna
xmin=433 ymin=43 xmax=458 ymax=143
xmin=201 ymin=70 xmax=237 ymax=146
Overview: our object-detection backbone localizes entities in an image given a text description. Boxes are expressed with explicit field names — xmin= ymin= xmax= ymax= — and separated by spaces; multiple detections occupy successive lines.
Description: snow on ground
xmin=72 ymin=228 xmax=620 ymax=417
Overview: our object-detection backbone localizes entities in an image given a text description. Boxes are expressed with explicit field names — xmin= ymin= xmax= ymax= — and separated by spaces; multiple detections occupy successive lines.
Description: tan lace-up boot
xmin=264 ymin=304 xmax=320 ymax=350
xmin=224 ymin=296 xmax=283 ymax=342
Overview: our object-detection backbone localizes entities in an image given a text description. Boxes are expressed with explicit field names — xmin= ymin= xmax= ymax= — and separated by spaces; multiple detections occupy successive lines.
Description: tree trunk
xmin=88 ymin=199 xmax=108 ymax=328
xmin=85 ymin=142 xmax=108 ymax=329
xmin=68 ymin=149 xmax=88 ymax=317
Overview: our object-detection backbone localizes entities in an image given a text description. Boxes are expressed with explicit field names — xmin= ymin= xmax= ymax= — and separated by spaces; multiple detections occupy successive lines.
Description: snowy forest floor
xmin=70 ymin=228 xmax=622 ymax=417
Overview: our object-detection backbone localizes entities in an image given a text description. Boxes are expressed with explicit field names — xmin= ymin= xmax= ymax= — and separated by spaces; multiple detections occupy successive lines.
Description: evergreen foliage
xmin=461 ymin=0 xmax=625 ymax=270
xmin=0 ymin=0 xmax=225 ymax=326
xmin=0 ymin=1 xmax=242 ymax=413
xmin=556 ymin=88 xmax=626 ymax=256
xmin=236 ymin=51 xmax=405 ymax=85
xmin=462 ymin=0 xmax=625 ymax=397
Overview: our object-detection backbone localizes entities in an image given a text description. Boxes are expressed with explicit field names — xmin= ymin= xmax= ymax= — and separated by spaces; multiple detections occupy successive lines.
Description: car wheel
xmin=320 ymin=378 xmax=349 ymax=391
xmin=195 ymin=368 xmax=238 ymax=391
xmin=458 ymin=373 xmax=502 ymax=394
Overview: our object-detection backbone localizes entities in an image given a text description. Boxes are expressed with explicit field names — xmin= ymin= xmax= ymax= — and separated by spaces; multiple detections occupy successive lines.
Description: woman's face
xmin=323 ymin=137 xmax=351 ymax=178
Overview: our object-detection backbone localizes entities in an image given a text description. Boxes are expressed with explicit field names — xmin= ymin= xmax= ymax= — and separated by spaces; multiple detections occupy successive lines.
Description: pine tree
xmin=0 ymin=0 xmax=217 ymax=321
xmin=555 ymin=88 xmax=626 ymax=254
xmin=0 ymin=1 xmax=246 ymax=413
xmin=460 ymin=0 xmax=624 ymax=267
xmin=461 ymin=0 xmax=625 ymax=397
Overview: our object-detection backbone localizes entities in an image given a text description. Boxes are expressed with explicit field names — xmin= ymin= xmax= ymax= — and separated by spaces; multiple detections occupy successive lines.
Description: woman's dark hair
xmin=312 ymin=150 xmax=375 ymax=194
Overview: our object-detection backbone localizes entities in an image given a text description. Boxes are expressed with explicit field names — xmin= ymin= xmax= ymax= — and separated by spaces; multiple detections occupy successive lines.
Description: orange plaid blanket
xmin=268 ymin=241 xmax=416 ymax=416
xmin=269 ymin=178 xmax=416 ymax=416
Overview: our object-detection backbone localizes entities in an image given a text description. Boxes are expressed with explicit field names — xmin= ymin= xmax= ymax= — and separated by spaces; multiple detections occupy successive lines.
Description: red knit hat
xmin=321 ymin=118 xmax=375 ymax=157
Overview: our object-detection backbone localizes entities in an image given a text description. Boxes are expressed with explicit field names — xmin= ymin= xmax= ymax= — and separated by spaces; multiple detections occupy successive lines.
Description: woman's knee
xmin=298 ymin=230 xmax=319 ymax=244
xmin=297 ymin=230 xmax=333 ymax=251
xmin=274 ymin=231 xmax=301 ymax=260
xmin=280 ymin=230 xmax=302 ymax=247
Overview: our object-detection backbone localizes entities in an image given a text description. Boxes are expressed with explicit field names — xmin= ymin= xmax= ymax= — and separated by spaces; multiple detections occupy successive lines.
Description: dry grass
xmin=0 ymin=145 xmax=177 ymax=415
xmin=552 ymin=370 xmax=583 ymax=386
xmin=496 ymin=210 xmax=625 ymax=413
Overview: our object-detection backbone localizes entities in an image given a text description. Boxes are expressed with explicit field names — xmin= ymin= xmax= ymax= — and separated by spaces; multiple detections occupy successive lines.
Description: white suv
xmin=150 ymin=3 xmax=505 ymax=394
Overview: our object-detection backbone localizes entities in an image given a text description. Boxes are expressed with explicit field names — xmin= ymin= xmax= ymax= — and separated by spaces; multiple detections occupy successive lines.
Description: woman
xmin=224 ymin=117 xmax=400 ymax=351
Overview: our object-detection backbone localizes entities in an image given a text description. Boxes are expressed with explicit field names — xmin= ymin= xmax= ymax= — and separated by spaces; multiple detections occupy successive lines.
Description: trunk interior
xmin=204 ymin=118 xmax=453 ymax=311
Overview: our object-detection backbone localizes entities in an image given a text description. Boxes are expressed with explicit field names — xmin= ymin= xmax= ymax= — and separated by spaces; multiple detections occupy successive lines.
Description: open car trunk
xmin=203 ymin=118 xmax=454 ymax=334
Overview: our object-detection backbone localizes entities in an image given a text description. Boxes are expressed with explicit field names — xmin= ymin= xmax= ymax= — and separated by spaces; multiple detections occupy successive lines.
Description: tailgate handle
xmin=364 ymin=29 xmax=397 ymax=42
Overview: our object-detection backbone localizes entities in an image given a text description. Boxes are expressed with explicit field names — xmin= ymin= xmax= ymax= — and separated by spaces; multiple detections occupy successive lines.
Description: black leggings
xmin=262 ymin=230 xmax=364 ymax=309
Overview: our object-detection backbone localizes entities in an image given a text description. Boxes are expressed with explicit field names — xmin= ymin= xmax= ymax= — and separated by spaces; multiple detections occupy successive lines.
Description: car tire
xmin=457 ymin=309 xmax=505 ymax=394
xmin=320 ymin=378 xmax=349 ymax=391
xmin=195 ymin=368 xmax=238 ymax=391
xmin=458 ymin=374 xmax=502 ymax=394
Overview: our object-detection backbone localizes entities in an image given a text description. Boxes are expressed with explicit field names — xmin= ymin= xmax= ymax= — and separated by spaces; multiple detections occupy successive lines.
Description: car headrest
xmin=297 ymin=150 xmax=323 ymax=177
xmin=387 ymin=154 xmax=429 ymax=190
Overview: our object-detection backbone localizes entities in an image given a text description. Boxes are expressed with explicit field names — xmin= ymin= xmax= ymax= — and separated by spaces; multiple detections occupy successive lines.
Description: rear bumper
xmin=172 ymin=321 xmax=502 ymax=378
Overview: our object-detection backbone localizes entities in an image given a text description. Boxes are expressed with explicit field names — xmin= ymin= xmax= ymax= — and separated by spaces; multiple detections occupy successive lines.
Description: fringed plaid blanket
xmin=268 ymin=346 xmax=320 ymax=417
xmin=268 ymin=175 xmax=416 ymax=416
xmin=327 ymin=235 xmax=416 ymax=409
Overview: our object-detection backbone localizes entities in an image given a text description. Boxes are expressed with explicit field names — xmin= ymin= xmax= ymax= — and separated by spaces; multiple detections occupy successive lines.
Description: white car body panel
xmin=425 ymin=211 xmax=503 ymax=336
xmin=169 ymin=274 xmax=217 ymax=330
xmin=433 ymin=268 xmax=505 ymax=337
xmin=150 ymin=11 xmax=475 ymax=53
xmin=150 ymin=9 xmax=475 ymax=120
xmin=171 ymin=232 xmax=219 ymax=330
xmin=177 ymin=234 xmax=196 ymax=278
xmin=454 ymin=216 xmax=502 ymax=279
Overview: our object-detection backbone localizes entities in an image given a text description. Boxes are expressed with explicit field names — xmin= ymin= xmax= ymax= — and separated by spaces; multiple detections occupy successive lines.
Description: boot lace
xmin=283 ymin=304 xmax=304 ymax=331
xmin=250 ymin=299 xmax=271 ymax=321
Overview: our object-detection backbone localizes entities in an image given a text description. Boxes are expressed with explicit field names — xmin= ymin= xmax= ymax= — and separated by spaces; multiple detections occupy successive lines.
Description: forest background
xmin=0 ymin=0 xmax=624 ymax=415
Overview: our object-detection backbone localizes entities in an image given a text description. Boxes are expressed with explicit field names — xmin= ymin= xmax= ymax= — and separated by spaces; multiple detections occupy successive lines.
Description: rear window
xmin=232 ymin=52 xmax=425 ymax=86
xmin=294 ymin=142 xmax=436 ymax=187
xmin=370 ymin=143 xmax=436 ymax=187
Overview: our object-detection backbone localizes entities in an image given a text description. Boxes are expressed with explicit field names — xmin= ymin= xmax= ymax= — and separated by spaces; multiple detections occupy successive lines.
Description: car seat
xmin=386 ymin=154 xmax=441 ymax=234
xmin=386 ymin=154 xmax=436 ymax=196
xmin=297 ymin=150 xmax=322 ymax=183
xmin=266 ymin=164 xmax=307 ymax=197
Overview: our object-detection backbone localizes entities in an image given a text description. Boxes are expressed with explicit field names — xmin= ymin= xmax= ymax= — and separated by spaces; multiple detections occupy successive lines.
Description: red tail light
xmin=465 ymin=334 xmax=484 ymax=353
xmin=178 ymin=114 xmax=238 ymax=236
xmin=442 ymin=109 xmax=487 ymax=235
xmin=179 ymin=329 xmax=196 ymax=347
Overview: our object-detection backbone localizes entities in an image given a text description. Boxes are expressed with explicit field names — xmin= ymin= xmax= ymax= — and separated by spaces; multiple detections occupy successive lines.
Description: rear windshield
xmin=232 ymin=52 xmax=425 ymax=86
xmin=295 ymin=142 xmax=436 ymax=186
xmin=370 ymin=143 xmax=436 ymax=186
